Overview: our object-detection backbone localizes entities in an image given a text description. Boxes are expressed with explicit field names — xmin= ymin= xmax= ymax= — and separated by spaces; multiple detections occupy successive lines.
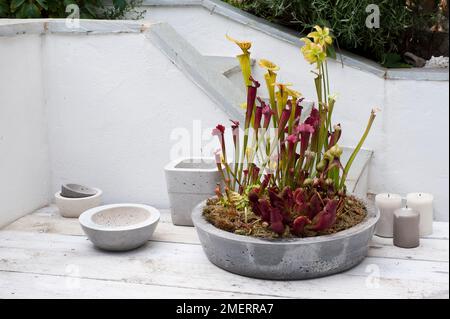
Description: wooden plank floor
xmin=0 ymin=205 xmax=448 ymax=299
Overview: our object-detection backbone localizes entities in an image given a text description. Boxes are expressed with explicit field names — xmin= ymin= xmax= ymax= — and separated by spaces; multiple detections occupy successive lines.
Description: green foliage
xmin=223 ymin=0 xmax=442 ymax=64
xmin=0 ymin=0 xmax=9 ymax=17
xmin=0 ymin=0 xmax=144 ymax=19
xmin=381 ymin=53 xmax=412 ymax=68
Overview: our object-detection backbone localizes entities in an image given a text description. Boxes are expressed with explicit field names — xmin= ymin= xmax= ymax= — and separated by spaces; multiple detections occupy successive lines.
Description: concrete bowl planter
xmin=79 ymin=204 xmax=160 ymax=251
xmin=192 ymin=200 xmax=379 ymax=280
xmin=164 ymin=157 xmax=224 ymax=226
xmin=54 ymin=188 xmax=102 ymax=218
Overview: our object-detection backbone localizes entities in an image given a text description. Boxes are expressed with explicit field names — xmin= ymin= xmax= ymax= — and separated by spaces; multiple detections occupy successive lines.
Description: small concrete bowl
xmin=55 ymin=188 xmax=102 ymax=218
xmin=61 ymin=183 xmax=98 ymax=198
xmin=79 ymin=204 xmax=160 ymax=251
xmin=192 ymin=200 xmax=379 ymax=280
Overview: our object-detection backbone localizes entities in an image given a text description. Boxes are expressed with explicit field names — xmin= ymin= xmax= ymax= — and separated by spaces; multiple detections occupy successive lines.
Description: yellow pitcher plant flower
xmin=286 ymin=87 xmax=303 ymax=133
xmin=307 ymin=25 xmax=333 ymax=47
xmin=226 ymin=34 xmax=252 ymax=53
xmin=273 ymin=82 xmax=292 ymax=116
xmin=259 ymin=59 xmax=280 ymax=122
xmin=226 ymin=34 xmax=252 ymax=87
xmin=273 ymin=82 xmax=292 ymax=93
xmin=258 ymin=59 xmax=280 ymax=72
xmin=286 ymin=87 xmax=302 ymax=100
xmin=300 ymin=38 xmax=326 ymax=65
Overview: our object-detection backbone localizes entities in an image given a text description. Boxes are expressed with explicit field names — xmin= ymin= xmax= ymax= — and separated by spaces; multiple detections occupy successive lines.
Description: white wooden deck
xmin=0 ymin=205 xmax=448 ymax=299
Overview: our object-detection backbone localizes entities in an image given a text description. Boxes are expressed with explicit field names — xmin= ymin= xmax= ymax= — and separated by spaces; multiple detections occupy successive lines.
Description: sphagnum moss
xmin=203 ymin=196 xmax=367 ymax=239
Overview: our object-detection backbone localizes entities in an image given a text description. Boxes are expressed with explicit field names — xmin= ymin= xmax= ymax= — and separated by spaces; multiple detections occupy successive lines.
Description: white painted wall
xmin=381 ymin=80 xmax=449 ymax=213
xmin=45 ymin=33 xmax=230 ymax=207
xmin=0 ymin=25 xmax=231 ymax=226
xmin=144 ymin=6 xmax=449 ymax=220
xmin=0 ymin=35 xmax=50 ymax=228
xmin=0 ymin=11 xmax=448 ymax=225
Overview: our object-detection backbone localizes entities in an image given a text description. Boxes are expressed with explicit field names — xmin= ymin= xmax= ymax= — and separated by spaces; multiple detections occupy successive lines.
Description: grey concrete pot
xmin=192 ymin=200 xmax=379 ymax=280
xmin=164 ymin=157 xmax=224 ymax=226
xmin=79 ymin=204 xmax=160 ymax=251
xmin=61 ymin=183 xmax=97 ymax=198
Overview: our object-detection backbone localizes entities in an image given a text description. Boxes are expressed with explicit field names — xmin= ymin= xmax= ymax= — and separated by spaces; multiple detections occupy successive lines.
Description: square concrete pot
xmin=165 ymin=157 xmax=224 ymax=226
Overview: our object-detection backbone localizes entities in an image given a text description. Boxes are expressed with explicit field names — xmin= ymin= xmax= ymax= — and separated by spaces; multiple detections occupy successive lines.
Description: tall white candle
xmin=375 ymin=193 xmax=402 ymax=237
xmin=406 ymin=193 xmax=434 ymax=236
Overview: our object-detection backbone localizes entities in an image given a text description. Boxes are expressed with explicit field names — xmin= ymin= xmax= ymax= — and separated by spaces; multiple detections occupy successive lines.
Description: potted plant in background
xmin=192 ymin=26 xmax=380 ymax=279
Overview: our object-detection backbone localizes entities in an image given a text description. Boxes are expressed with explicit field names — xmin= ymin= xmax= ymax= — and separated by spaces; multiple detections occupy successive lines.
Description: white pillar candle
xmin=375 ymin=193 xmax=402 ymax=237
xmin=406 ymin=193 xmax=434 ymax=236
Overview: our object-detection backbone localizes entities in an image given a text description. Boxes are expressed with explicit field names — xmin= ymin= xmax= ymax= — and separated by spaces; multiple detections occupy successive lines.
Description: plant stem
xmin=238 ymin=128 xmax=249 ymax=187
xmin=340 ymin=109 xmax=377 ymax=189
xmin=316 ymin=62 xmax=327 ymax=166
xmin=233 ymin=132 xmax=240 ymax=190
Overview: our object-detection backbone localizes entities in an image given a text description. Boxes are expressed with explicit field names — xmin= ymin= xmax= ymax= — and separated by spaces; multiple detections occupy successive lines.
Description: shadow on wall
xmin=0 ymin=33 xmax=50 ymax=228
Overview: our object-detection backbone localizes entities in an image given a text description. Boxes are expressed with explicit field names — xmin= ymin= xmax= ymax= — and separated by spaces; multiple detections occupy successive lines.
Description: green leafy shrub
xmin=223 ymin=0 xmax=445 ymax=64
xmin=0 ymin=0 xmax=144 ymax=19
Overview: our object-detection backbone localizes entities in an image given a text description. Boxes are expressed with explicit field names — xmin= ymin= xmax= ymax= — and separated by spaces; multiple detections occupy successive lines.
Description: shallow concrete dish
xmin=192 ymin=200 xmax=379 ymax=280
xmin=55 ymin=188 xmax=102 ymax=218
xmin=79 ymin=204 xmax=160 ymax=251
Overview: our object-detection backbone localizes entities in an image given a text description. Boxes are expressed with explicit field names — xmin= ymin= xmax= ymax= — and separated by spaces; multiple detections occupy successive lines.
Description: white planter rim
xmin=164 ymin=157 xmax=219 ymax=172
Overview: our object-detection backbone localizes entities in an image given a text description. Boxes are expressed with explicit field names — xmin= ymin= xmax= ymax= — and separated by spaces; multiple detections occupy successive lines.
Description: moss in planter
xmin=203 ymin=196 xmax=367 ymax=239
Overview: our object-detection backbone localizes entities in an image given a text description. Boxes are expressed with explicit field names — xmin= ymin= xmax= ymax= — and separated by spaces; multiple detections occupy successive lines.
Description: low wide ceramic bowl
xmin=55 ymin=188 xmax=102 ymax=218
xmin=79 ymin=204 xmax=160 ymax=251
xmin=192 ymin=200 xmax=379 ymax=280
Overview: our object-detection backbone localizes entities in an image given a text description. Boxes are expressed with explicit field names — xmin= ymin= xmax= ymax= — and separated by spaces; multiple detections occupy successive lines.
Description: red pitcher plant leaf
xmin=292 ymin=216 xmax=311 ymax=236
xmin=269 ymin=208 xmax=285 ymax=234
xmin=308 ymin=199 xmax=339 ymax=231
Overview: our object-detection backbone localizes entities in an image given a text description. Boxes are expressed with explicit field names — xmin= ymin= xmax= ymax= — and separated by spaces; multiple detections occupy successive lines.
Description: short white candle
xmin=406 ymin=193 xmax=434 ymax=236
xmin=375 ymin=193 xmax=402 ymax=237
xmin=393 ymin=208 xmax=420 ymax=248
